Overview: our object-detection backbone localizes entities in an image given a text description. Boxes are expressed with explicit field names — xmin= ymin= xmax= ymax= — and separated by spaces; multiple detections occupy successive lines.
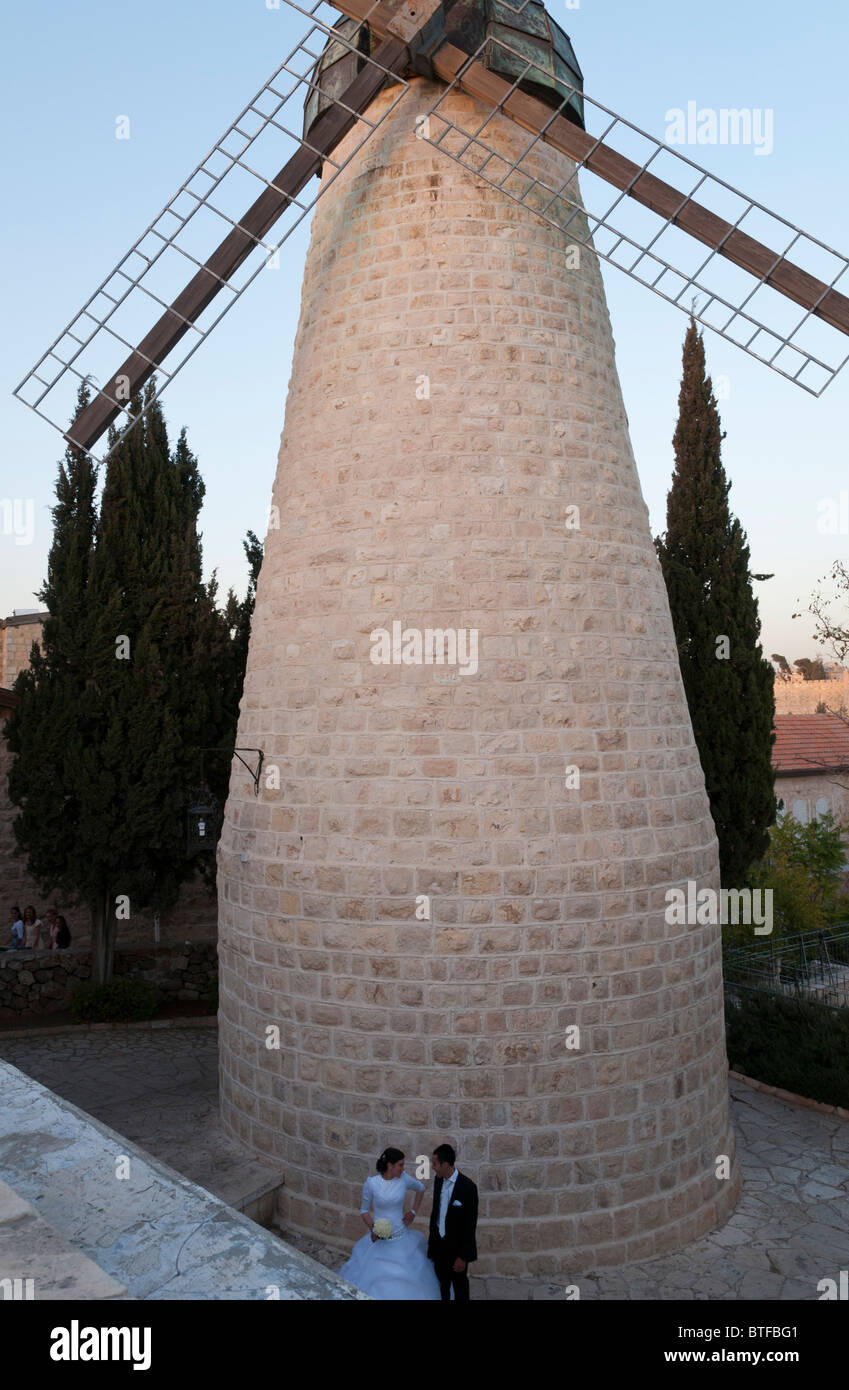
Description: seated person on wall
xmin=9 ymin=905 xmax=24 ymax=950
xmin=45 ymin=908 xmax=72 ymax=951
xmin=22 ymin=906 xmax=43 ymax=950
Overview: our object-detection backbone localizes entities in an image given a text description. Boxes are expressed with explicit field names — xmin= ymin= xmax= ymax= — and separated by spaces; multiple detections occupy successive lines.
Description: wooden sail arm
xmin=335 ymin=3 xmax=849 ymax=339
xmin=66 ymin=32 xmax=410 ymax=452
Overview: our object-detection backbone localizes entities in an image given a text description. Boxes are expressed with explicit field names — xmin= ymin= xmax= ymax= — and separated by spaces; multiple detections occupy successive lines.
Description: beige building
xmin=773 ymin=714 xmax=849 ymax=832
xmin=0 ymin=610 xmax=46 ymax=688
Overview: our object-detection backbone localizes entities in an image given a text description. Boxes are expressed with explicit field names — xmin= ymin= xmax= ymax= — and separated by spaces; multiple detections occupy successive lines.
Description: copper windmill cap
xmin=303 ymin=0 xmax=585 ymax=139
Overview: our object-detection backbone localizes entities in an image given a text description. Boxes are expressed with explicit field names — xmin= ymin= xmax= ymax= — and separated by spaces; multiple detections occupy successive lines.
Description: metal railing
xmin=724 ymin=925 xmax=849 ymax=1011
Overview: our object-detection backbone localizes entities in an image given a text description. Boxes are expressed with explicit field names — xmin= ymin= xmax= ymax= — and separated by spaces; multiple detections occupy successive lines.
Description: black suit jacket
xmin=427 ymin=1171 xmax=478 ymax=1264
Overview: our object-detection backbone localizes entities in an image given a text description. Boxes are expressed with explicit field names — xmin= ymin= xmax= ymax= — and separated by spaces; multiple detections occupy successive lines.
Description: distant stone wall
xmin=0 ymin=938 xmax=217 ymax=1018
xmin=774 ymin=673 xmax=849 ymax=716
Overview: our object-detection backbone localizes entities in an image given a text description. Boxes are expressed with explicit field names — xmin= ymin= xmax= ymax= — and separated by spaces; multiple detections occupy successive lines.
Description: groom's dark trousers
xmin=430 ymin=1235 xmax=470 ymax=1302
xmin=427 ymin=1171 xmax=479 ymax=1302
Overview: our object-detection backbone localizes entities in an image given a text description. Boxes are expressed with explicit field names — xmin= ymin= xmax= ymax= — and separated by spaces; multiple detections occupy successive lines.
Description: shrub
xmin=732 ymin=810 xmax=849 ymax=946
xmin=726 ymin=990 xmax=849 ymax=1109
xmin=70 ymin=977 xmax=157 ymax=1023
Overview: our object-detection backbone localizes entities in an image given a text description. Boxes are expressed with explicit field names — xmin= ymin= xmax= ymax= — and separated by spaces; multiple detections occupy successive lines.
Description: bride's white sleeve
xmin=359 ymin=1177 xmax=372 ymax=1213
xmin=403 ymin=1173 xmax=425 ymax=1192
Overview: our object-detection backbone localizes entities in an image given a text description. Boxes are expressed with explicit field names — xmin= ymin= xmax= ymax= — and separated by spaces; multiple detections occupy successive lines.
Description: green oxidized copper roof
xmin=303 ymin=0 xmax=584 ymax=139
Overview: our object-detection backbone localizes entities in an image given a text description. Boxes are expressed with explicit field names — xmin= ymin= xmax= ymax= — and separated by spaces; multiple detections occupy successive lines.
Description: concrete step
xmin=0 ymin=1178 xmax=130 ymax=1301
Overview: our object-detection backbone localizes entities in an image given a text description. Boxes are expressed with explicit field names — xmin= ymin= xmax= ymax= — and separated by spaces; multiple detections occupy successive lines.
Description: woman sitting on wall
xmin=22 ymin=905 xmax=43 ymax=950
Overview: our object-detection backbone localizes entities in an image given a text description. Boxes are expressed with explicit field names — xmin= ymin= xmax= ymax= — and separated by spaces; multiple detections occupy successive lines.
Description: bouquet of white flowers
xmin=373 ymin=1219 xmax=393 ymax=1240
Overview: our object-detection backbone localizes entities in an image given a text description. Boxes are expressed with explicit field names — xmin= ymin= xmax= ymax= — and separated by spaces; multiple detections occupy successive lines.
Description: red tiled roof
xmin=772 ymin=714 xmax=849 ymax=775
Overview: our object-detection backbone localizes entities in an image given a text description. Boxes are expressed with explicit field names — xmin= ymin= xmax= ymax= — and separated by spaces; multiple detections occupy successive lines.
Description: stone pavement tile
xmin=740 ymin=1165 xmax=773 ymax=1183
xmin=766 ymin=1247 xmax=828 ymax=1281
xmin=800 ymin=1202 xmax=849 ymax=1232
xmin=691 ymin=1276 xmax=741 ymax=1298
xmin=711 ymin=1225 xmax=752 ymax=1248
xmin=737 ymin=1270 xmax=789 ymax=1299
xmin=780 ymin=1278 xmax=821 ymax=1300
xmin=808 ymin=1163 xmax=849 ymax=1188
xmin=765 ymin=1165 xmax=804 ymax=1183
xmin=801 ymin=1181 xmax=845 ymax=1200
xmin=738 ymin=1246 xmax=782 ymax=1273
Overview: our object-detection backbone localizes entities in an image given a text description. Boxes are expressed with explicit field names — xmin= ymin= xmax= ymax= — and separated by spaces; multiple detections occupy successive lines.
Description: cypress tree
xmin=655 ymin=319 xmax=776 ymax=885
xmin=6 ymin=383 xmax=100 ymax=922
xmin=7 ymin=383 xmax=235 ymax=980
xmin=230 ymin=529 xmax=263 ymax=702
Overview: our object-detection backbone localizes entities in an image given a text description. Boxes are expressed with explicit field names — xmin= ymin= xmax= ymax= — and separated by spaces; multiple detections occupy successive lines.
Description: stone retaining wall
xmin=0 ymin=938 xmax=217 ymax=1018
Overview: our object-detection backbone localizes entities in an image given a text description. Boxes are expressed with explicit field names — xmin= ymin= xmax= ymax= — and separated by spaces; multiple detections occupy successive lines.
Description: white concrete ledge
xmin=0 ymin=1178 xmax=130 ymax=1301
xmin=0 ymin=1061 xmax=367 ymax=1301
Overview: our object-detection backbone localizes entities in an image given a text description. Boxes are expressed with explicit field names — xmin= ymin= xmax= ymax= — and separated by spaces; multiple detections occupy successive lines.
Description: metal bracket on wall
xmin=200 ymin=747 xmax=265 ymax=797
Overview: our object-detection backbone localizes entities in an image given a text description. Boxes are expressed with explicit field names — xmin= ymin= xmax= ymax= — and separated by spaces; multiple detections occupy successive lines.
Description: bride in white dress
xmin=338 ymin=1148 xmax=441 ymax=1300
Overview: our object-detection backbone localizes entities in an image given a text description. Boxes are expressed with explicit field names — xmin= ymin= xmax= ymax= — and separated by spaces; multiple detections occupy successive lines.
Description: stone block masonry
xmin=217 ymin=79 xmax=741 ymax=1275
xmin=0 ymin=939 xmax=217 ymax=1018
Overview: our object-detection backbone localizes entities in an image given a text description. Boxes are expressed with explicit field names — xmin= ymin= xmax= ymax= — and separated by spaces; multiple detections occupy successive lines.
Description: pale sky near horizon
xmin=2 ymin=0 xmax=848 ymax=667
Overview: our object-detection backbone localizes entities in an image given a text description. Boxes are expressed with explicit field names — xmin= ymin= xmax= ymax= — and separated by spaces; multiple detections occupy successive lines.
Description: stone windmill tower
xmin=17 ymin=0 xmax=849 ymax=1276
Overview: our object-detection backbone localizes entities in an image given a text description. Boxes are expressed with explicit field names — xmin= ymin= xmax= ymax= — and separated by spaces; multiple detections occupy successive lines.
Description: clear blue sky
xmin=3 ymin=0 xmax=848 ymax=666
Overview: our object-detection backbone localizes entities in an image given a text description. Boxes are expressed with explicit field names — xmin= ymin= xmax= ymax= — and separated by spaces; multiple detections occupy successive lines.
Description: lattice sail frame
xmin=13 ymin=3 xmax=409 ymax=463
xmin=420 ymin=34 xmax=849 ymax=396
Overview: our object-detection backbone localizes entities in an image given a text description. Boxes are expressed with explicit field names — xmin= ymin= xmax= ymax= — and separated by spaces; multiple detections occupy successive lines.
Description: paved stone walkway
xmin=2 ymin=1025 xmax=847 ymax=1299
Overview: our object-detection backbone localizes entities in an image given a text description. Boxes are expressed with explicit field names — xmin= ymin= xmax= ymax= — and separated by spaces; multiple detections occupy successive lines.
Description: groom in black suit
xmin=427 ymin=1144 xmax=478 ymax=1302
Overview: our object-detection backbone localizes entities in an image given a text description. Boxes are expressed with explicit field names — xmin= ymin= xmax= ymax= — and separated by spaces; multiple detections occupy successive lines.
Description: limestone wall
xmin=774 ymin=673 xmax=849 ymax=716
xmin=217 ymin=80 xmax=740 ymax=1276
xmin=0 ymin=938 xmax=217 ymax=1018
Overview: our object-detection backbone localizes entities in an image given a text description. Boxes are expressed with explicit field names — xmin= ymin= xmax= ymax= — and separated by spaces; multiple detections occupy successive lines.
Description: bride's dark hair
xmin=376 ymin=1147 xmax=404 ymax=1174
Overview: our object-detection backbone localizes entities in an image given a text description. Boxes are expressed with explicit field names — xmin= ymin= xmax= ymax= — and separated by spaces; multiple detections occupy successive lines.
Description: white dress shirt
xmin=437 ymin=1169 xmax=459 ymax=1237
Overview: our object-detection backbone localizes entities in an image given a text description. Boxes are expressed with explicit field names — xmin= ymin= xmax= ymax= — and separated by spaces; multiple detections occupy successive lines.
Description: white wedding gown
xmin=338 ymin=1173 xmax=441 ymax=1300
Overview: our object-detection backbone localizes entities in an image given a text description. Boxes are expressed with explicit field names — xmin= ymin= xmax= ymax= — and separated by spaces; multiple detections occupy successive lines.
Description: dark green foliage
xmin=747 ymin=811 xmax=849 ymax=933
xmin=202 ymin=979 xmax=220 ymax=1013
xmin=70 ymin=977 xmax=157 ymax=1023
xmin=231 ymin=529 xmax=263 ymax=684
xmin=6 ymin=381 xmax=100 ymax=921
xmin=5 ymin=383 xmax=242 ymax=981
xmin=655 ymin=319 xmax=776 ymax=885
xmin=726 ymin=991 xmax=849 ymax=1108
xmin=221 ymin=527 xmax=263 ymax=734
